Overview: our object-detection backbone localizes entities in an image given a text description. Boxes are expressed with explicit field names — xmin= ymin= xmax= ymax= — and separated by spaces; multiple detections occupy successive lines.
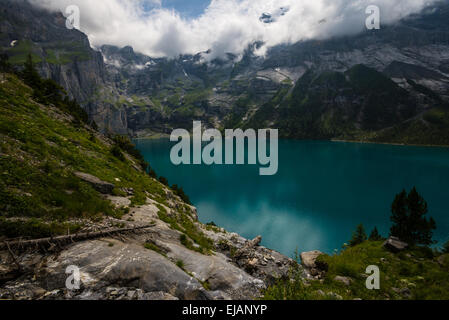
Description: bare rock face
xmin=383 ymin=237 xmax=409 ymax=253
xmin=39 ymin=240 xmax=211 ymax=300
xmin=300 ymin=250 xmax=328 ymax=279
xmin=74 ymin=172 xmax=115 ymax=195
xmin=163 ymin=242 xmax=265 ymax=299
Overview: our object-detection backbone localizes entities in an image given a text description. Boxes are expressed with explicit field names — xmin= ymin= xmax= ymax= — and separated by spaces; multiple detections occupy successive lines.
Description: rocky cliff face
xmin=0 ymin=0 xmax=133 ymax=134
xmin=0 ymin=0 xmax=105 ymax=103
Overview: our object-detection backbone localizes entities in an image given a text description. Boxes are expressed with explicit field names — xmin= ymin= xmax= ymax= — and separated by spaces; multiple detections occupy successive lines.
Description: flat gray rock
xmin=74 ymin=172 xmax=115 ymax=195
xmin=383 ymin=236 xmax=409 ymax=253
xmin=334 ymin=276 xmax=353 ymax=286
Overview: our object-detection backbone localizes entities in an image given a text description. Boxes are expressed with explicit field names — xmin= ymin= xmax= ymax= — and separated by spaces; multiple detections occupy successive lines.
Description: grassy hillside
xmin=359 ymin=107 xmax=449 ymax=146
xmin=0 ymin=71 xmax=177 ymax=238
xmin=264 ymin=241 xmax=449 ymax=300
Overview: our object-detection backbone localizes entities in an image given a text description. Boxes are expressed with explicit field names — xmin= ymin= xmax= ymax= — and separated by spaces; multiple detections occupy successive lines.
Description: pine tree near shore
xmin=349 ymin=223 xmax=367 ymax=247
xmin=369 ymin=226 xmax=383 ymax=241
xmin=390 ymin=187 xmax=436 ymax=245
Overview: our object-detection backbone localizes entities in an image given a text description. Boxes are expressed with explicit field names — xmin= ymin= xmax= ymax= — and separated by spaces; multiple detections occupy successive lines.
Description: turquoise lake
xmin=135 ymin=139 xmax=449 ymax=257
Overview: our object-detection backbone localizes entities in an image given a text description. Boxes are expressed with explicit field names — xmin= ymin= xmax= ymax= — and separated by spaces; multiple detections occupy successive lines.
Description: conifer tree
xmin=369 ymin=226 xmax=383 ymax=241
xmin=0 ymin=53 xmax=11 ymax=72
xmin=21 ymin=54 xmax=41 ymax=88
xmin=390 ymin=187 xmax=436 ymax=245
xmin=349 ymin=223 xmax=367 ymax=247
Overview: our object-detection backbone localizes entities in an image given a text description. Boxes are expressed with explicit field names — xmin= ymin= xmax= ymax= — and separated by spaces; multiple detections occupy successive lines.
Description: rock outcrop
xmin=74 ymin=172 xmax=115 ymax=195
xmin=300 ymin=251 xmax=323 ymax=269
xmin=300 ymin=250 xmax=328 ymax=279
xmin=383 ymin=237 xmax=409 ymax=253
xmin=334 ymin=276 xmax=353 ymax=286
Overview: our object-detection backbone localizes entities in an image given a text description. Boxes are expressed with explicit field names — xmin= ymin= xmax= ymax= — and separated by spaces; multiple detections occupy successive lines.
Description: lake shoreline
xmin=331 ymin=139 xmax=449 ymax=149
xmin=133 ymin=133 xmax=171 ymax=140
xmin=133 ymin=134 xmax=449 ymax=149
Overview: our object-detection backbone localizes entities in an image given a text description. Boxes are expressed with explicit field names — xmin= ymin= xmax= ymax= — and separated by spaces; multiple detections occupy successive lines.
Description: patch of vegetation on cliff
xmin=5 ymin=40 xmax=91 ymax=66
xmin=144 ymin=242 xmax=167 ymax=257
xmin=223 ymin=95 xmax=253 ymax=129
xmin=242 ymin=84 xmax=291 ymax=131
xmin=5 ymin=40 xmax=42 ymax=65
xmin=156 ymin=204 xmax=213 ymax=255
xmin=43 ymin=41 xmax=91 ymax=65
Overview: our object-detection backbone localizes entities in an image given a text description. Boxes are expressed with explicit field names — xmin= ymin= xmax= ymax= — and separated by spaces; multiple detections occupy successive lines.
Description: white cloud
xmin=29 ymin=0 xmax=439 ymax=59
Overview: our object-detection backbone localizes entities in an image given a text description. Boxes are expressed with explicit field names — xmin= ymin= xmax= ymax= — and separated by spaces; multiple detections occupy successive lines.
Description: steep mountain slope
xmin=0 ymin=0 xmax=104 ymax=104
xmin=0 ymin=0 xmax=133 ymax=134
xmin=0 ymin=71 xmax=293 ymax=299
xmin=243 ymin=64 xmax=449 ymax=142
xmin=0 ymin=70 xmax=169 ymax=238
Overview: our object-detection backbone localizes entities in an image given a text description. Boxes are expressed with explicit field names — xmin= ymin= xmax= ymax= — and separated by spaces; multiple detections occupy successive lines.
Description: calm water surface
xmin=135 ymin=139 xmax=449 ymax=256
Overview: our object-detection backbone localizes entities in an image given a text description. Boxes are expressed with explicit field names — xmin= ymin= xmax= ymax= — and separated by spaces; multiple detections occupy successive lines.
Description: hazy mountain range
xmin=1 ymin=0 xmax=449 ymax=145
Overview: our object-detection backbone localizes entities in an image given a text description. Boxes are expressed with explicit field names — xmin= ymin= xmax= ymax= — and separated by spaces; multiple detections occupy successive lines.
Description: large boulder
xmin=383 ymin=236 xmax=409 ymax=253
xmin=74 ymin=172 xmax=115 ymax=195
xmin=437 ymin=254 xmax=449 ymax=267
xmin=301 ymin=250 xmax=328 ymax=279
xmin=300 ymin=250 xmax=324 ymax=269
xmin=334 ymin=276 xmax=353 ymax=286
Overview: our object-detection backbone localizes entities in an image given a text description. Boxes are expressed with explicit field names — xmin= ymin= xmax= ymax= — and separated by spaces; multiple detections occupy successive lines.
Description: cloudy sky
xmin=30 ymin=0 xmax=439 ymax=59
